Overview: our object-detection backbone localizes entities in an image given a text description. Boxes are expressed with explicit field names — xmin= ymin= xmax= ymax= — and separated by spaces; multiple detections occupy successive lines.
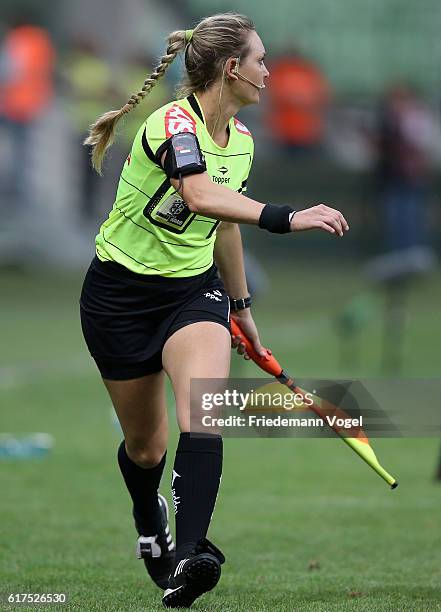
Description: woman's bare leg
xmin=103 ymin=370 xmax=168 ymax=467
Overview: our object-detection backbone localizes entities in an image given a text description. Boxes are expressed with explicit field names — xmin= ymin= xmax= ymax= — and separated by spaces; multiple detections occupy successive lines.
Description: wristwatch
xmin=229 ymin=296 xmax=252 ymax=311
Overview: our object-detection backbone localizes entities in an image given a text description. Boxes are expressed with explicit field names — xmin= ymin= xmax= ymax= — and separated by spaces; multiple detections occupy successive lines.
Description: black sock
xmin=171 ymin=432 xmax=223 ymax=561
xmin=117 ymin=441 xmax=166 ymax=535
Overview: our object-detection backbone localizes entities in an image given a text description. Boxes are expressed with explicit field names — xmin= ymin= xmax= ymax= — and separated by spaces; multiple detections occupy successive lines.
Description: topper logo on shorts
xmin=204 ymin=289 xmax=222 ymax=302
xmin=234 ymin=117 xmax=252 ymax=136
xmin=165 ymin=104 xmax=197 ymax=138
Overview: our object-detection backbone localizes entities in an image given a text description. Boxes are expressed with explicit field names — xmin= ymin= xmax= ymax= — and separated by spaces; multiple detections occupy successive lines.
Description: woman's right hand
xmin=290 ymin=204 xmax=349 ymax=236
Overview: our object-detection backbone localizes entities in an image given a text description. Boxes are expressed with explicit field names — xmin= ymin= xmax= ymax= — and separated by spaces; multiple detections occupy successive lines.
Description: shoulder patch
xmin=234 ymin=117 xmax=252 ymax=137
xmin=165 ymin=104 xmax=197 ymax=138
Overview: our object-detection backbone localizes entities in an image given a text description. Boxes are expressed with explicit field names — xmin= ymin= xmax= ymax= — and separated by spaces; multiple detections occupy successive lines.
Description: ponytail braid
xmin=84 ymin=30 xmax=187 ymax=174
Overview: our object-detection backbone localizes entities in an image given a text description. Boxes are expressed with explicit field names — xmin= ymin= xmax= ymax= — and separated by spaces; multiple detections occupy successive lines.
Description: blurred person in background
xmin=65 ymin=38 xmax=116 ymax=224
xmin=265 ymin=49 xmax=330 ymax=154
xmin=80 ymin=12 xmax=348 ymax=608
xmin=375 ymin=83 xmax=434 ymax=253
xmin=0 ymin=13 xmax=55 ymax=216
xmin=352 ymin=85 xmax=438 ymax=374
xmin=66 ymin=43 xmax=170 ymax=225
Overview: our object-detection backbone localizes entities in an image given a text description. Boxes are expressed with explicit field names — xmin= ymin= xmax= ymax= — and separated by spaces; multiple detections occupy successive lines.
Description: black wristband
xmin=258 ymin=203 xmax=295 ymax=234
xmin=229 ymin=296 xmax=252 ymax=311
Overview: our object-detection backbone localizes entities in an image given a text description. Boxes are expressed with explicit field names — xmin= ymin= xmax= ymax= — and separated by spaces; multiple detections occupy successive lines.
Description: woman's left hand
xmin=230 ymin=310 xmax=266 ymax=360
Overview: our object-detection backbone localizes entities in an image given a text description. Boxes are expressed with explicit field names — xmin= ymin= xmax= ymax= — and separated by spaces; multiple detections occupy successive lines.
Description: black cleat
xmin=162 ymin=537 xmax=225 ymax=608
xmin=135 ymin=493 xmax=175 ymax=589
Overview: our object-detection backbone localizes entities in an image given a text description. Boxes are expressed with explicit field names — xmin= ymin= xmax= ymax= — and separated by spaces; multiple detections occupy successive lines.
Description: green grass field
xmin=1 ymin=261 xmax=441 ymax=611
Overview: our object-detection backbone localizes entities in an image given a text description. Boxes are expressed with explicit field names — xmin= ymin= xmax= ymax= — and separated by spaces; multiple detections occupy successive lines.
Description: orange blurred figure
xmin=0 ymin=24 xmax=55 ymax=122
xmin=266 ymin=52 xmax=330 ymax=149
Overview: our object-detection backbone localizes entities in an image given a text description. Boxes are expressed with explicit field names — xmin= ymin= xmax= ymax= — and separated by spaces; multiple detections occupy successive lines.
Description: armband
xmin=258 ymin=203 xmax=295 ymax=234
xmin=156 ymin=133 xmax=206 ymax=180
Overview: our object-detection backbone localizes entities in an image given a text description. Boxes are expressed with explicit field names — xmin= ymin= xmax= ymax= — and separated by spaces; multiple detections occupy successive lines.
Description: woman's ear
xmin=224 ymin=57 xmax=240 ymax=80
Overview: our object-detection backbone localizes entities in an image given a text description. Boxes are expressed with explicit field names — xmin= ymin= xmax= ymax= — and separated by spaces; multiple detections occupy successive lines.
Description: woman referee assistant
xmin=80 ymin=13 xmax=349 ymax=609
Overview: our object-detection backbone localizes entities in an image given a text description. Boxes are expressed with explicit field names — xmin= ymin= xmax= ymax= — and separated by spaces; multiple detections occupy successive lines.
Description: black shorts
xmin=80 ymin=256 xmax=230 ymax=380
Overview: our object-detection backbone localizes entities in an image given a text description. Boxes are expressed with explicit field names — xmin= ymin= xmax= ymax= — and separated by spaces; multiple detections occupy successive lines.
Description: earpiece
xmin=230 ymin=56 xmax=265 ymax=91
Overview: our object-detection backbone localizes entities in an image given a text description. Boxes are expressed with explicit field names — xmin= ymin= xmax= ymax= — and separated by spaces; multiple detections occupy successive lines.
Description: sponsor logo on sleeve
xmin=165 ymin=104 xmax=197 ymax=138
xmin=234 ymin=117 xmax=252 ymax=137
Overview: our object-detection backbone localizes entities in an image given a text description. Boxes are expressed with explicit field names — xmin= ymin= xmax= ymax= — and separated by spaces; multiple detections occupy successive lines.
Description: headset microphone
xmin=233 ymin=57 xmax=265 ymax=90
xmin=236 ymin=72 xmax=266 ymax=90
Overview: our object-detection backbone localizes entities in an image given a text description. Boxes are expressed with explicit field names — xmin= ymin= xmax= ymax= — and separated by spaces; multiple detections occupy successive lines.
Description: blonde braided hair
xmin=85 ymin=13 xmax=255 ymax=174
xmin=84 ymin=30 xmax=187 ymax=174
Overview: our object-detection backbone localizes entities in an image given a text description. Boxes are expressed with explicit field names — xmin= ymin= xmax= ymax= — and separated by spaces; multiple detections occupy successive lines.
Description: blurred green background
xmin=1 ymin=1 xmax=441 ymax=610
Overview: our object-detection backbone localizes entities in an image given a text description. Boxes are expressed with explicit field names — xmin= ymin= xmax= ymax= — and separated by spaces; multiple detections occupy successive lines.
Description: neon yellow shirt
xmin=96 ymin=93 xmax=254 ymax=277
